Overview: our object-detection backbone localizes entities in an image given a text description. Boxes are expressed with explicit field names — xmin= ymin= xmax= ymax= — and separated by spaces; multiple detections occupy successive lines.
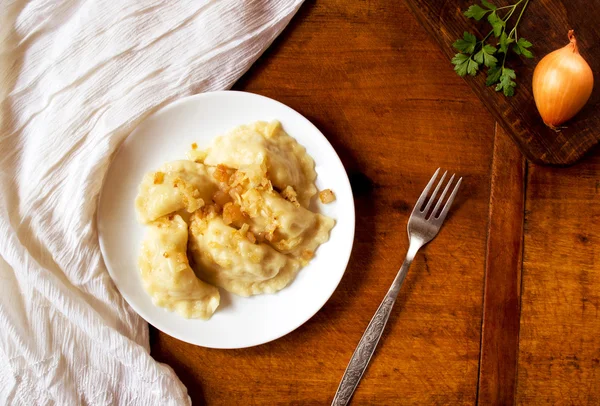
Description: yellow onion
xmin=532 ymin=30 xmax=594 ymax=128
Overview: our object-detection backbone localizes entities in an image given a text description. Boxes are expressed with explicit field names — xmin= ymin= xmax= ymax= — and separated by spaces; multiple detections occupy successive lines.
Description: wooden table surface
xmin=150 ymin=1 xmax=600 ymax=404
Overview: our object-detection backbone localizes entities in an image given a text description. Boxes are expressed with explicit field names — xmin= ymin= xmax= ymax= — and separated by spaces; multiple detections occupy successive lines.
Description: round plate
xmin=98 ymin=91 xmax=355 ymax=348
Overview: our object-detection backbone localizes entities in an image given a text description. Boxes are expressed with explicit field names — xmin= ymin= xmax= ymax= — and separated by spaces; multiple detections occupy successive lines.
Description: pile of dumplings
xmin=135 ymin=121 xmax=335 ymax=319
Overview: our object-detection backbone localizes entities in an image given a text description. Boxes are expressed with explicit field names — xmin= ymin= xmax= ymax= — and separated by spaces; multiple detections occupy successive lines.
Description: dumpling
xmin=235 ymin=188 xmax=335 ymax=261
xmin=138 ymin=214 xmax=220 ymax=319
xmin=188 ymin=210 xmax=301 ymax=297
xmin=202 ymin=121 xmax=317 ymax=207
xmin=135 ymin=160 xmax=219 ymax=223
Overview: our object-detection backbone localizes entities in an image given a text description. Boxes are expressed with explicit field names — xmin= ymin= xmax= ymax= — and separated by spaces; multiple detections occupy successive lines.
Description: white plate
xmin=98 ymin=91 xmax=355 ymax=348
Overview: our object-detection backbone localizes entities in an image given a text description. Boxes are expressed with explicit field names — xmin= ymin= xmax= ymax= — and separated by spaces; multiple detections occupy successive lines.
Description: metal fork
xmin=332 ymin=168 xmax=462 ymax=406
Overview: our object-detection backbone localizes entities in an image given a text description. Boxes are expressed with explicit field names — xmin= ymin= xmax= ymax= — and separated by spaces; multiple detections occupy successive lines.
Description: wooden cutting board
xmin=405 ymin=0 xmax=600 ymax=165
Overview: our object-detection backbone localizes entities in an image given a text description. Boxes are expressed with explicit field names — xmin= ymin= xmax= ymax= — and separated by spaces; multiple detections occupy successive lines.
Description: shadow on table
xmin=150 ymin=325 xmax=208 ymax=404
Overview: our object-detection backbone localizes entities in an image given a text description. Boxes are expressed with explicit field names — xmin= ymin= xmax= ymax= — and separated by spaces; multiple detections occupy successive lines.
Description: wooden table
xmin=151 ymin=1 xmax=600 ymax=404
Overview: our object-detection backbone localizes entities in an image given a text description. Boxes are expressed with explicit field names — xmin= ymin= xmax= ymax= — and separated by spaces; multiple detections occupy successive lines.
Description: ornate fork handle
xmin=332 ymin=169 xmax=461 ymax=406
xmin=332 ymin=244 xmax=419 ymax=406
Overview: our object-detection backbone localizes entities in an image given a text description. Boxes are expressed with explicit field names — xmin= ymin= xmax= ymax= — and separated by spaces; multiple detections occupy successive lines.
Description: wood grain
xmin=145 ymin=0 xmax=600 ymax=404
xmin=516 ymin=152 xmax=600 ymax=404
xmin=477 ymin=124 xmax=525 ymax=405
xmin=150 ymin=0 xmax=497 ymax=404
xmin=404 ymin=0 xmax=600 ymax=166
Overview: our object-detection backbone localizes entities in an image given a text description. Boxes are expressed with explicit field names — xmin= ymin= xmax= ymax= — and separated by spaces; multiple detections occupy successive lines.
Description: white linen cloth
xmin=0 ymin=0 xmax=303 ymax=404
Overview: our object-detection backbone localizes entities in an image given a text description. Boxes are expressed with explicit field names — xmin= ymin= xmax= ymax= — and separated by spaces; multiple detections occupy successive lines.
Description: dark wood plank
xmin=151 ymin=0 xmax=497 ymax=404
xmin=516 ymin=150 xmax=600 ymax=404
xmin=404 ymin=0 xmax=600 ymax=165
xmin=477 ymin=124 xmax=525 ymax=405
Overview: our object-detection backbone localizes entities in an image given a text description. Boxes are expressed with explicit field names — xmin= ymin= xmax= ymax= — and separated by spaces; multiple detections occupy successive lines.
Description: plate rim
xmin=97 ymin=90 xmax=355 ymax=348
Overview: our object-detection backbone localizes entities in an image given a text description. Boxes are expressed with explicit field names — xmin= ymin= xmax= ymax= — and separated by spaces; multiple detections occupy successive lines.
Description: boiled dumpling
xmin=135 ymin=120 xmax=336 ymax=319
xmin=135 ymin=160 xmax=219 ymax=223
xmin=202 ymin=121 xmax=317 ymax=207
xmin=188 ymin=210 xmax=300 ymax=297
xmin=138 ymin=214 xmax=220 ymax=319
xmin=234 ymin=188 xmax=335 ymax=261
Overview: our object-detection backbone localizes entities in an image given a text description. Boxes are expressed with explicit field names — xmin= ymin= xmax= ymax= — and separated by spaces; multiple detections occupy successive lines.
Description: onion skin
xmin=532 ymin=30 xmax=594 ymax=128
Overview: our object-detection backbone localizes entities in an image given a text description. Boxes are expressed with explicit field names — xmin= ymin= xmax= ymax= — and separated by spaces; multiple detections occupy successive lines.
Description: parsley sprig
xmin=451 ymin=0 xmax=532 ymax=96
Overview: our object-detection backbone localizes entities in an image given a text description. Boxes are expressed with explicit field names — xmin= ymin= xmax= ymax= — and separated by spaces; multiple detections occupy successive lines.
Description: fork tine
xmin=434 ymin=177 xmax=462 ymax=224
xmin=422 ymin=171 xmax=447 ymax=215
xmin=429 ymin=173 xmax=455 ymax=219
xmin=413 ymin=168 xmax=440 ymax=213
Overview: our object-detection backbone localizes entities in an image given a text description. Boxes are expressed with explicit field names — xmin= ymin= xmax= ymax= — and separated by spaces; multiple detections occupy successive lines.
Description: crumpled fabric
xmin=0 ymin=0 xmax=303 ymax=404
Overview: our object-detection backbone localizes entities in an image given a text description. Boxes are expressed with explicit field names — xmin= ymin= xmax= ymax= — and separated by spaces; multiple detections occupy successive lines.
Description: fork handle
xmin=332 ymin=246 xmax=419 ymax=406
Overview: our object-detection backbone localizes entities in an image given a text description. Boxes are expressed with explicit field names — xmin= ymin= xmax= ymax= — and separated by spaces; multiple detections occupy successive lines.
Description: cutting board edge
xmin=403 ymin=0 xmax=600 ymax=167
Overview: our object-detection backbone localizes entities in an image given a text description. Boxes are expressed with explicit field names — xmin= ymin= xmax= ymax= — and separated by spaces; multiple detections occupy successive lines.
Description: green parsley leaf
xmin=486 ymin=66 xmax=502 ymax=86
xmin=464 ymin=4 xmax=489 ymax=20
xmin=495 ymin=68 xmax=517 ymax=96
xmin=481 ymin=0 xmax=497 ymax=10
xmin=452 ymin=53 xmax=480 ymax=77
xmin=452 ymin=0 xmax=532 ymax=97
xmin=474 ymin=44 xmax=498 ymax=68
xmin=498 ymin=32 xmax=514 ymax=53
xmin=517 ymin=38 xmax=532 ymax=48
xmin=487 ymin=12 xmax=505 ymax=37
xmin=452 ymin=32 xmax=477 ymax=54
xmin=513 ymin=37 xmax=534 ymax=58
